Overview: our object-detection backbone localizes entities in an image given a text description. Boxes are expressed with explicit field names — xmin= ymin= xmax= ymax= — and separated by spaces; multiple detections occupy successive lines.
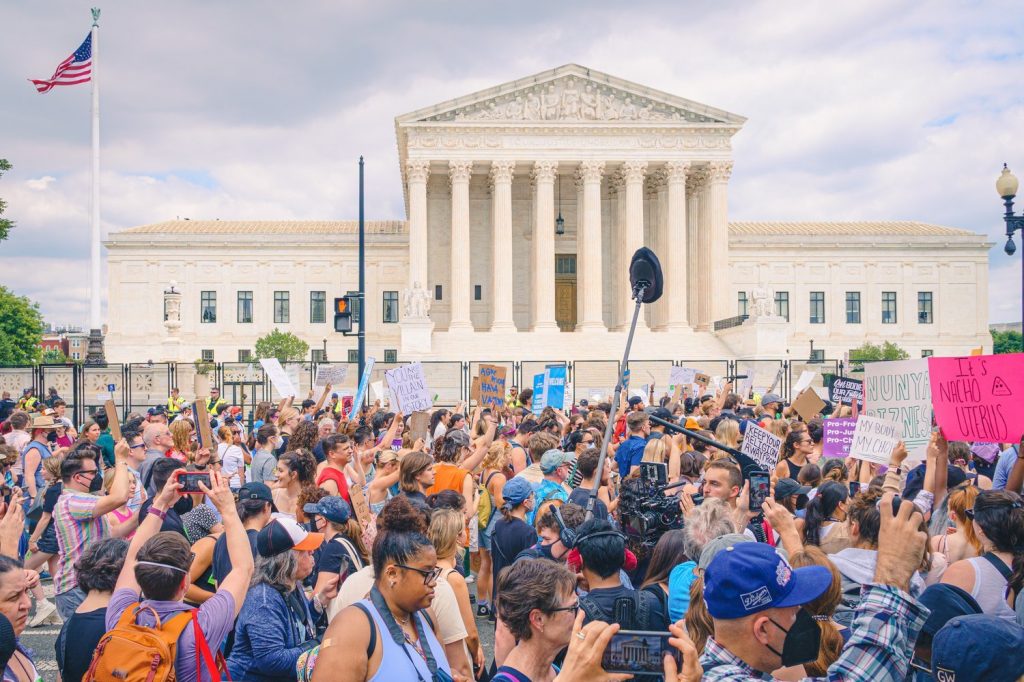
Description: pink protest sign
xmin=928 ymin=354 xmax=1024 ymax=444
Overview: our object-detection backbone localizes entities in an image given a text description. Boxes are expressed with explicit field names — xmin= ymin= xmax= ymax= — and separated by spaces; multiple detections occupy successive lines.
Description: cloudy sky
xmin=1 ymin=0 xmax=1022 ymax=327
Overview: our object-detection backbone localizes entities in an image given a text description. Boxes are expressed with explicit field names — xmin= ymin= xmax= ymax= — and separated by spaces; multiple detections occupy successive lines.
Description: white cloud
xmin=1 ymin=0 xmax=1022 ymax=326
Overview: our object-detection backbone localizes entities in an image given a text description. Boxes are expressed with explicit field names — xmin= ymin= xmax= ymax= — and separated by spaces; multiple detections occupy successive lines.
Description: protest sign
xmin=544 ymin=365 xmax=567 ymax=409
xmin=737 ymin=364 xmax=755 ymax=399
xmin=103 ymin=399 xmax=121 ymax=441
xmin=630 ymin=386 xmax=648 ymax=401
xmin=970 ymin=347 xmax=984 ymax=356
xmin=314 ymin=364 xmax=348 ymax=387
xmin=478 ymin=364 xmax=507 ymax=408
xmin=793 ymin=370 xmax=817 ymax=395
xmin=348 ymin=357 xmax=376 ymax=419
xmin=670 ymin=366 xmax=697 ymax=388
xmin=348 ymin=483 xmax=372 ymax=529
xmin=260 ymin=358 xmax=297 ymax=399
xmin=741 ymin=422 xmax=784 ymax=471
xmin=192 ymin=399 xmax=214 ymax=451
xmin=385 ymin=362 xmax=432 ymax=414
xmin=342 ymin=395 xmax=354 ymax=416
xmin=370 ymin=380 xmax=388 ymax=403
xmin=470 ymin=377 xmax=480 ymax=404
xmin=409 ymin=411 xmax=430 ymax=443
xmin=532 ymin=373 xmax=545 ymax=416
xmin=694 ymin=373 xmax=711 ymax=391
xmin=848 ymin=415 xmax=901 ymax=465
xmin=791 ymin=388 xmax=826 ymax=422
xmin=564 ymin=382 xmax=573 ymax=411
xmin=928 ymin=353 xmax=1024 ymax=444
xmin=864 ymin=359 xmax=931 ymax=459
xmin=822 ymin=418 xmax=857 ymax=458
xmin=828 ymin=376 xmax=863 ymax=405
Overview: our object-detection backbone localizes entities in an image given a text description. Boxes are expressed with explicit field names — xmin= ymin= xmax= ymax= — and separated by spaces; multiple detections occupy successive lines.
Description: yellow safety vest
xmin=206 ymin=397 xmax=227 ymax=414
xmin=167 ymin=396 xmax=186 ymax=415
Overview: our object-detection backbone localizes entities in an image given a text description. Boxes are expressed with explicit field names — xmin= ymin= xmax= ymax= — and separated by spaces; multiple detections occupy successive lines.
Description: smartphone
xmin=748 ymin=471 xmax=771 ymax=512
xmin=601 ymin=630 xmax=680 ymax=676
xmin=849 ymin=481 xmax=861 ymax=497
xmin=177 ymin=472 xmax=211 ymax=494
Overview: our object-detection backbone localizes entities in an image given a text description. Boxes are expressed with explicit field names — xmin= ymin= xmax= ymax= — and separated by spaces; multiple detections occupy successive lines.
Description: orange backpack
xmin=83 ymin=603 xmax=225 ymax=682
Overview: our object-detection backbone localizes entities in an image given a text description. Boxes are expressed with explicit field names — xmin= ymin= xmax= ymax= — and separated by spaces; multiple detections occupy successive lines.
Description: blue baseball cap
xmin=917 ymin=583 xmax=981 ymax=639
xmin=502 ymin=477 xmax=534 ymax=507
xmin=303 ymin=496 xmax=352 ymax=524
xmin=932 ymin=614 xmax=1024 ymax=682
xmin=704 ymin=542 xmax=832 ymax=619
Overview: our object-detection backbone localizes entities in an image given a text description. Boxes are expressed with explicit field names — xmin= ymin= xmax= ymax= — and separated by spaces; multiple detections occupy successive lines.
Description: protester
xmin=427 ymin=506 xmax=478 ymax=679
xmin=476 ymin=441 xmax=510 ymax=617
xmin=787 ymin=546 xmax=848 ymax=676
xmin=139 ymin=421 xmax=175 ymax=494
xmin=528 ymin=449 xmax=571 ymax=526
xmin=216 ymin=425 xmax=246 ymax=490
xmin=799 ymin=480 xmax=850 ymax=553
xmin=640 ymin=528 xmax=687 ymax=617
xmin=0 ymin=556 xmax=38 ymax=681
xmin=272 ymin=450 xmax=317 ymax=519
xmin=183 ymin=505 xmax=224 ymax=604
xmin=316 ymin=434 xmax=353 ymax=505
xmin=490 ymin=477 xmax=537 ymax=602
xmin=568 ymin=448 xmax=612 ymax=519
xmin=212 ymin=481 xmax=275 ymax=584
xmin=614 ymin=411 xmax=649 ymax=477
xmin=251 ymin=423 xmax=280 ymax=486
xmin=930 ymin=613 xmax=1024 ymax=682
xmin=303 ymin=496 xmax=367 ymax=612
xmin=396 ymin=450 xmax=434 ymax=509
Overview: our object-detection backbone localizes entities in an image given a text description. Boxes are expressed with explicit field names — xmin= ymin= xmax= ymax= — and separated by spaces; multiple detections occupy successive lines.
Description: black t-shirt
xmin=312 ymin=440 xmax=327 ymax=464
xmin=0 ymin=399 xmax=15 ymax=422
xmin=581 ymin=585 xmax=668 ymax=631
xmin=138 ymin=498 xmax=186 ymax=538
xmin=568 ymin=486 xmax=608 ymax=519
xmin=212 ymin=528 xmax=259 ymax=585
xmin=311 ymin=535 xmax=362 ymax=587
xmin=55 ymin=607 xmax=107 ymax=682
xmin=491 ymin=517 xmax=537 ymax=602
xmin=43 ymin=482 xmax=63 ymax=514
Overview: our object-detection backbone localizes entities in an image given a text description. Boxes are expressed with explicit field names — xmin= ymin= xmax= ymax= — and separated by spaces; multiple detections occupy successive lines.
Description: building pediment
xmin=396 ymin=64 xmax=745 ymax=126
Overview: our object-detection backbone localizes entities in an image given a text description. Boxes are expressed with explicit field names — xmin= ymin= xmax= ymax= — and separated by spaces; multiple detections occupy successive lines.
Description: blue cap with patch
xmin=703 ymin=542 xmax=832 ymax=619
xmin=932 ymin=614 xmax=1024 ymax=682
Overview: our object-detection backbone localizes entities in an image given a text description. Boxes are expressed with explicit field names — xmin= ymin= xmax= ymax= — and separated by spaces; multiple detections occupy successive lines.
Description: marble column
xmin=448 ymin=160 xmax=473 ymax=331
xmin=405 ymin=160 xmax=431 ymax=293
xmin=706 ymin=161 xmax=733 ymax=324
xmin=576 ymin=160 xmax=605 ymax=330
xmin=664 ymin=161 xmax=690 ymax=329
xmin=694 ymin=169 xmax=713 ymax=330
xmin=621 ymin=161 xmax=647 ymax=331
xmin=652 ymin=171 xmax=669 ymax=329
xmin=531 ymin=161 xmax=559 ymax=331
xmin=489 ymin=160 xmax=516 ymax=331
xmin=686 ymin=170 xmax=705 ymax=329
xmin=608 ymin=171 xmax=627 ymax=329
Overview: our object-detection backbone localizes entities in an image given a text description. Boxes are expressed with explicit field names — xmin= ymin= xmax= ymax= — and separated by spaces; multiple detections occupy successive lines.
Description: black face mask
xmin=767 ymin=608 xmax=821 ymax=667
xmin=173 ymin=495 xmax=193 ymax=515
xmin=537 ymin=541 xmax=566 ymax=562
xmin=88 ymin=471 xmax=104 ymax=493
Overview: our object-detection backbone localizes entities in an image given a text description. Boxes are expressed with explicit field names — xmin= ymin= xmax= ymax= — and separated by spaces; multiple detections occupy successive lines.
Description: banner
xmin=828 ymin=376 xmax=863 ymax=405
xmin=864 ymin=358 xmax=931 ymax=459
xmin=532 ymin=373 xmax=545 ymax=416
xmin=822 ymin=418 xmax=857 ymax=458
xmin=928 ymin=353 xmax=1024 ymax=444
xmin=478 ymin=364 xmax=507 ymax=408
xmin=848 ymin=415 xmax=902 ymax=465
xmin=260 ymin=358 xmax=297 ymax=399
xmin=740 ymin=422 xmax=784 ymax=471
xmin=384 ymin=362 xmax=433 ymax=414
xmin=669 ymin=366 xmax=697 ymax=387
xmin=544 ymin=364 xmax=567 ymax=410
xmin=348 ymin=357 xmax=376 ymax=419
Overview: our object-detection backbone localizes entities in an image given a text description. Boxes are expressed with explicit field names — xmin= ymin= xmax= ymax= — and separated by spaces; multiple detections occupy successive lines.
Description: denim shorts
xmin=479 ymin=511 xmax=497 ymax=551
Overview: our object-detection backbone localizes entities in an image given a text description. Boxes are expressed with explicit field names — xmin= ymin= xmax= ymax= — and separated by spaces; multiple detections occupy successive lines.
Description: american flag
xmin=30 ymin=32 xmax=92 ymax=93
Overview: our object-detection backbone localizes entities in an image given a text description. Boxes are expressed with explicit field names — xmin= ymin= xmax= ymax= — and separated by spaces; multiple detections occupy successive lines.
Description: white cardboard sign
xmin=384 ymin=362 xmax=432 ymax=413
xmin=848 ymin=415 xmax=902 ymax=465
xmin=260 ymin=358 xmax=297 ymax=399
xmin=740 ymin=422 xmax=784 ymax=471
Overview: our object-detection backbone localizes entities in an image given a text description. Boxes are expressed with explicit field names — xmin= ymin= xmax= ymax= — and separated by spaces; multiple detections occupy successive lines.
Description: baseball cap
xmin=761 ymin=393 xmax=783 ymax=408
xmin=238 ymin=482 xmax=279 ymax=513
xmin=502 ymin=477 xmax=534 ymax=507
xmin=256 ymin=517 xmax=324 ymax=557
xmin=932 ymin=614 xmax=1024 ymax=682
xmin=774 ymin=478 xmax=811 ymax=500
xmin=303 ymin=496 xmax=353 ymax=525
xmin=917 ymin=584 xmax=982 ymax=639
xmin=704 ymin=542 xmax=831 ymax=619
xmin=540 ymin=449 xmax=572 ymax=474
xmin=628 ymin=396 xmax=644 ymax=407
xmin=651 ymin=407 xmax=673 ymax=421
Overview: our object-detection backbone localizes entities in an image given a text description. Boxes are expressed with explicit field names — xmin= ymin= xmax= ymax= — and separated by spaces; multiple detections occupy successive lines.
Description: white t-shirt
xmin=218 ymin=443 xmax=245 ymax=488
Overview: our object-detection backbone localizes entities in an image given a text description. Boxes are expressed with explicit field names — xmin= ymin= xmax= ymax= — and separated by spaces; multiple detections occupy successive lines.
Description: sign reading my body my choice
xmin=928 ymin=353 xmax=1024 ymax=444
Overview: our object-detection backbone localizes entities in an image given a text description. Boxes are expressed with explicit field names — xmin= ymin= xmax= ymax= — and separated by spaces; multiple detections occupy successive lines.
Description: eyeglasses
xmin=547 ymin=600 xmax=580 ymax=616
xmin=394 ymin=564 xmax=443 ymax=585
xmin=130 ymin=443 xmax=146 ymax=450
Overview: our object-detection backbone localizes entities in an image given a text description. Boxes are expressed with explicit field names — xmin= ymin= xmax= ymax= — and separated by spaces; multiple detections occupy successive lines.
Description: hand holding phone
xmin=601 ymin=630 xmax=681 ymax=676
xmin=748 ymin=471 xmax=771 ymax=512
xmin=176 ymin=471 xmax=212 ymax=494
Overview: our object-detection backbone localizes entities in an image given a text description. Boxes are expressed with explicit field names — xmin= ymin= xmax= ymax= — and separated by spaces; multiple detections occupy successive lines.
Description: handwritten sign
xmin=478 ymin=364 xmax=507 ymax=408
xmin=740 ymin=422 xmax=783 ymax=471
xmin=385 ymin=362 xmax=432 ymax=414
xmin=793 ymin=370 xmax=817 ymax=395
xmin=314 ymin=364 xmax=348 ymax=387
xmin=864 ymin=359 xmax=931 ymax=460
xmin=822 ymin=418 xmax=857 ymax=458
xmin=103 ymin=400 xmax=121 ymax=441
xmin=828 ymin=377 xmax=863 ymax=405
xmin=694 ymin=373 xmax=711 ymax=392
xmin=470 ymin=377 xmax=480 ymax=403
xmin=348 ymin=483 xmax=372 ymax=528
xmin=848 ymin=415 xmax=901 ymax=465
xmin=928 ymin=354 xmax=1024 ymax=444
xmin=370 ymin=380 xmax=389 ymax=403
xmin=670 ymin=367 xmax=697 ymax=387
xmin=260 ymin=358 xmax=297 ymax=399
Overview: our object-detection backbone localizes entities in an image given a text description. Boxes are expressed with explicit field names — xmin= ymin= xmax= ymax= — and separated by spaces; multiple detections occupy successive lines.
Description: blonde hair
xmin=481 ymin=441 xmax=511 ymax=472
xmin=642 ymin=438 xmax=668 ymax=464
xmin=768 ymin=419 xmax=791 ymax=440
xmin=170 ymin=419 xmax=192 ymax=455
xmin=43 ymin=453 xmax=64 ymax=480
xmin=714 ymin=420 xmax=740 ymax=449
xmin=789 ymin=547 xmax=843 ymax=676
xmin=277 ymin=408 xmax=299 ymax=430
xmin=217 ymin=425 xmax=233 ymax=443
xmin=428 ymin=507 xmax=464 ymax=561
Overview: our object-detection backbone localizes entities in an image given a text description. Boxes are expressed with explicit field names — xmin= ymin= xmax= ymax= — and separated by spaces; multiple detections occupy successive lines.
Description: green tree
xmin=991 ymin=329 xmax=1023 ymax=354
xmin=254 ymin=329 xmax=309 ymax=362
xmin=0 ymin=159 xmax=13 ymax=242
xmin=0 ymin=286 xmax=44 ymax=365
xmin=41 ymin=347 xmax=69 ymax=364
xmin=847 ymin=340 xmax=910 ymax=371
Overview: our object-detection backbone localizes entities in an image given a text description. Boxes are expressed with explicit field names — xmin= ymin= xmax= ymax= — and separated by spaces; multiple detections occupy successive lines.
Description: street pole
xmin=358 ymin=156 xmax=366 ymax=403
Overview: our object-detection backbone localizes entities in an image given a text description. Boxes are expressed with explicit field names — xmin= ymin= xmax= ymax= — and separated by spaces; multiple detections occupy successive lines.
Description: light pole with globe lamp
xmin=997 ymin=164 xmax=1024 ymax=333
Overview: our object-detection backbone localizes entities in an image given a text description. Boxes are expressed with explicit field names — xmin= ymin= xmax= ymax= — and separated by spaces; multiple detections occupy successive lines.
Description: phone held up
xmin=748 ymin=471 xmax=771 ymax=512
xmin=601 ymin=630 xmax=681 ymax=676
xmin=176 ymin=471 xmax=211 ymax=494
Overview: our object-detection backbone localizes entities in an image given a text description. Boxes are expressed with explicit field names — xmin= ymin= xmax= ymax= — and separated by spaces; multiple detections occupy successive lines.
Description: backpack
xmin=477 ymin=471 xmax=500 ymax=530
xmin=84 ymin=603 xmax=227 ymax=682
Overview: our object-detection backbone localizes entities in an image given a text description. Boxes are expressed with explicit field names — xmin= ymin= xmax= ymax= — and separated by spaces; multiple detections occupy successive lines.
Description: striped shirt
xmin=53 ymin=490 xmax=110 ymax=594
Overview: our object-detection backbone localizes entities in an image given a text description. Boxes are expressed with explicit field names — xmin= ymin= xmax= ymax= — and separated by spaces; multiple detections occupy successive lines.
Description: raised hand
xmin=873 ymin=492 xmax=927 ymax=592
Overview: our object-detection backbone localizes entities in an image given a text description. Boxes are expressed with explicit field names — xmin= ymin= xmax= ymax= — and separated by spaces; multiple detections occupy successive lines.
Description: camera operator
xmin=568 ymin=449 xmax=613 ymax=519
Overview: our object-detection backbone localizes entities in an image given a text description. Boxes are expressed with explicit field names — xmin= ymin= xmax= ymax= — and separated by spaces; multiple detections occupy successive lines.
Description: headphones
xmin=571 ymin=527 xmax=626 ymax=551
xmin=552 ymin=505 xmax=578 ymax=549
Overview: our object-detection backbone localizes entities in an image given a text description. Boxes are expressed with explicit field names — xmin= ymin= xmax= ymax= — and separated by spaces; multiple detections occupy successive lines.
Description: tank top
xmin=356 ymin=598 xmax=452 ymax=682
xmin=783 ymin=457 xmax=803 ymax=480
xmin=19 ymin=441 xmax=50 ymax=492
xmin=317 ymin=467 xmax=351 ymax=505
xmin=967 ymin=555 xmax=1017 ymax=622
xmin=427 ymin=463 xmax=469 ymax=497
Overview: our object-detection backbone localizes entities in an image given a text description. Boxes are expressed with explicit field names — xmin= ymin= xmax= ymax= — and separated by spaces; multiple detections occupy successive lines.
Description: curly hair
xmin=481 ymin=441 xmax=511 ymax=472
xmin=76 ymin=537 xmax=129 ymax=593
xmin=170 ymin=419 xmax=193 ymax=456
xmin=288 ymin=420 xmax=319 ymax=453
xmin=297 ymin=486 xmax=330 ymax=524
xmin=496 ymin=558 xmax=577 ymax=641
xmin=278 ymin=449 xmax=317 ymax=487
xmin=372 ymin=496 xmax=432 ymax=578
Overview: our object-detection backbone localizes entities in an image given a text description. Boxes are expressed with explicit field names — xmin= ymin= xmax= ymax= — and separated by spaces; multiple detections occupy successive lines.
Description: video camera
xmin=618 ymin=463 xmax=684 ymax=553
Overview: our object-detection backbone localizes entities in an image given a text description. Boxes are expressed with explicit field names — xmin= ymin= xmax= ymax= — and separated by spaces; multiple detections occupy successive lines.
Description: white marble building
xmin=104 ymin=64 xmax=992 ymax=366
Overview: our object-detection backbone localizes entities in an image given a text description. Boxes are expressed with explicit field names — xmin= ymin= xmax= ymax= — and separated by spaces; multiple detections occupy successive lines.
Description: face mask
xmin=173 ymin=495 xmax=194 ymax=515
xmin=88 ymin=471 xmax=104 ymax=493
xmin=766 ymin=608 xmax=820 ymax=667
xmin=538 ymin=541 xmax=566 ymax=562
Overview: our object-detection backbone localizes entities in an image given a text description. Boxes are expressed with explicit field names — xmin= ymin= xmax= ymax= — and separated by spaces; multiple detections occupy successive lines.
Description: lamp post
xmin=322 ymin=338 xmax=327 ymax=363
xmin=997 ymin=164 xmax=1024 ymax=331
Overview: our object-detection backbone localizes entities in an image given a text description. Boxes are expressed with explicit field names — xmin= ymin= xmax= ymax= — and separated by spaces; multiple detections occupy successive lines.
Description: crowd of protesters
xmin=0 ymin=378 xmax=1021 ymax=681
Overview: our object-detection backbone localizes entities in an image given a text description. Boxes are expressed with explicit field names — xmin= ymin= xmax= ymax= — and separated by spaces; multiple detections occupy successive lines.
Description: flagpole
xmin=86 ymin=7 xmax=105 ymax=363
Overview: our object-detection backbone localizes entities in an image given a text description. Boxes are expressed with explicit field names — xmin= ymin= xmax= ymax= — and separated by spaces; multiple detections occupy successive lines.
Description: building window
xmin=71 ymin=352 xmax=81 ymax=360
xmin=845 ymin=292 xmax=861 ymax=324
xmin=311 ymin=349 xmax=326 ymax=363
xmin=274 ymin=291 xmax=290 ymax=323
xmin=347 ymin=349 xmax=359 ymax=363
xmin=810 ymin=349 xmax=825 ymax=362
xmin=921 ymin=349 xmax=934 ymax=358
xmin=774 ymin=291 xmax=790 ymax=321
xmin=201 ymin=349 xmax=214 ymax=362
xmin=238 ymin=349 xmax=252 ymax=362
xmin=200 ymin=291 xmax=217 ymax=323
xmin=474 ymin=285 xmax=482 ymax=301
xmin=310 ymin=291 xmax=326 ymax=324
xmin=555 ymin=255 xmax=576 ymax=275
xmin=809 ymin=292 xmax=825 ymax=324
xmin=384 ymin=349 xmax=398 ymax=363
xmin=383 ymin=291 xmax=399 ymax=323
xmin=737 ymin=292 xmax=748 ymax=317
xmin=237 ymin=291 xmax=253 ymax=324
xmin=882 ymin=292 xmax=897 ymax=324
xmin=435 ymin=285 xmax=443 ymax=300
xmin=918 ymin=292 xmax=933 ymax=324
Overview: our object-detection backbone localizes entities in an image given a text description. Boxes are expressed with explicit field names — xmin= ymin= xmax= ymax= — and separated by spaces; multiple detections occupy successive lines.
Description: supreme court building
xmin=104 ymin=64 xmax=993 ymax=367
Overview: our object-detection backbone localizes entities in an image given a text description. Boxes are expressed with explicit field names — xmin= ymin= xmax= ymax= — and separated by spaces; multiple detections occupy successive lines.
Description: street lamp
xmin=996 ymin=164 xmax=1024 ymax=327
xmin=322 ymin=338 xmax=328 ymax=363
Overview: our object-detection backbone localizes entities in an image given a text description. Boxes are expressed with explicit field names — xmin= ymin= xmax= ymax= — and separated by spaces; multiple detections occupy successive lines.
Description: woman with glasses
xmin=310 ymin=496 xmax=452 ymax=682
xmin=775 ymin=428 xmax=815 ymax=481
xmin=492 ymin=558 xmax=579 ymax=681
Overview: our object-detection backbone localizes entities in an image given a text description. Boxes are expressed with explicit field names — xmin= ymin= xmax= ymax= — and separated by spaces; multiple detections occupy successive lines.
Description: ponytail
xmin=803 ymin=481 xmax=848 ymax=547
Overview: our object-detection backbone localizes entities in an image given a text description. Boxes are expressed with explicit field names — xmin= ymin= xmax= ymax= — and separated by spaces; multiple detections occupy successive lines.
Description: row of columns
xmin=404 ymin=158 xmax=733 ymax=332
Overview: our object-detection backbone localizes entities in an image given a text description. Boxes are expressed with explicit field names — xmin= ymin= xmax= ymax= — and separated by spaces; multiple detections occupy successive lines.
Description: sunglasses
xmin=395 ymin=564 xmax=442 ymax=585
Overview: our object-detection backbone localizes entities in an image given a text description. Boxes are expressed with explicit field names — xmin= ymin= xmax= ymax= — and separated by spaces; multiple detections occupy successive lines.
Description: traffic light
xmin=334 ymin=297 xmax=353 ymax=333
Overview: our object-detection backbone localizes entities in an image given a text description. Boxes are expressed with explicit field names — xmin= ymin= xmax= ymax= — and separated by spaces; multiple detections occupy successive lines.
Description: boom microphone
xmin=629 ymin=247 xmax=663 ymax=304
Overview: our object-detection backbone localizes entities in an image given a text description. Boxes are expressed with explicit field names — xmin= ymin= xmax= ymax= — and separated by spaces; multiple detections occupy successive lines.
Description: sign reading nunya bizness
xmin=864 ymin=359 xmax=931 ymax=459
